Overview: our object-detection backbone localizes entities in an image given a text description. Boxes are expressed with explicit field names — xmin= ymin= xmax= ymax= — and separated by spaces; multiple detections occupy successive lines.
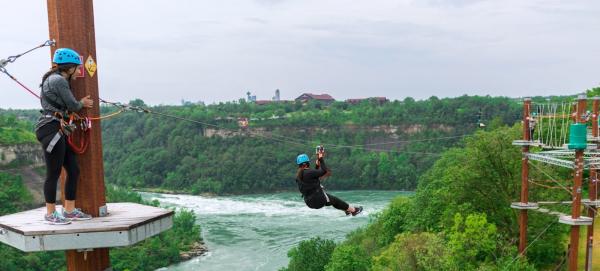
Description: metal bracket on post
xmin=77 ymin=248 xmax=94 ymax=261
xmin=99 ymin=205 xmax=108 ymax=217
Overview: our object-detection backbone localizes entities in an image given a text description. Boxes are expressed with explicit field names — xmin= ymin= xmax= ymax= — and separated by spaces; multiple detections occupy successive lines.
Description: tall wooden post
xmin=519 ymin=98 xmax=532 ymax=254
xmin=47 ymin=1 xmax=110 ymax=270
xmin=568 ymin=94 xmax=587 ymax=271
xmin=585 ymin=97 xmax=599 ymax=271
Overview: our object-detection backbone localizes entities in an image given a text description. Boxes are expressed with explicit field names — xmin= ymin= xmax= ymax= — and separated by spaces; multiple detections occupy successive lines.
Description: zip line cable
xmin=0 ymin=41 xmax=506 ymax=155
xmin=0 ymin=40 xmax=55 ymax=99
xmin=100 ymin=99 xmax=444 ymax=156
xmin=503 ymin=220 xmax=557 ymax=270
xmin=0 ymin=40 xmax=54 ymax=69
xmin=0 ymin=69 xmax=41 ymax=99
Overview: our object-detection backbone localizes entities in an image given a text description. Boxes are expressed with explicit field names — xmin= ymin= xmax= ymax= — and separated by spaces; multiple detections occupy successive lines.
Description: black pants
xmin=304 ymin=189 xmax=349 ymax=211
xmin=36 ymin=122 xmax=79 ymax=204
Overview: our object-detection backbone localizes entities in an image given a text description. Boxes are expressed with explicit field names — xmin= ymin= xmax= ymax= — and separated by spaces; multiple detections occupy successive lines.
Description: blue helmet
xmin=53 ymin=48 xmax=81 ymax=65
xmin=296 ymin=154 xmax=310 ymax=165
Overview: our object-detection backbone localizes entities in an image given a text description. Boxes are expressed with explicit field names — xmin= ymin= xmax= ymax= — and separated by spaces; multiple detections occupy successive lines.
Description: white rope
xmin=552 ymin=104 xmax=558 ymax=147
xmin=539 ymin=105 xmax=544 ymax=144
xmin=544 ymin=104 xmax=552 ymax=145
xmin=561 ymin=102 xmax=567 ymax=147
xmin=548 ymin=104 xmax=554 ymax=147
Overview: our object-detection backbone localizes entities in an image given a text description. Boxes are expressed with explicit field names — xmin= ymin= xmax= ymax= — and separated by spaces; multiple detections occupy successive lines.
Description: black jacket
xmin=296 ymin=158 xmax=328 ymax=197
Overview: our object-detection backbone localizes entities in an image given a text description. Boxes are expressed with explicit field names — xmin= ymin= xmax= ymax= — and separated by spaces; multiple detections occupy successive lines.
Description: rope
xmin=0 ymin=41 xmax=469 ymax=156
xmin=529 ymin=179 xmax=570 ymax=190
xmin=345 ymin=134 xmax=468 ymax=147
xmin=0 ymin=69 xmax=41 ymax=99
xmin=552 ymin=247 xmax=569 ymax=271
xmin=503 ymin=220 xmax=557 ymax=270
xmin=0 ymin=40 xmax=54 ymax=68
xmin=64 ymin=113 xmax=91 ymax=154
xmin=541 ymin=104 xmax=545 ymax=144
xmin=100 ymin=99 xmax=445 ymax=156
xmin=528 ymin=161 xmax=573 ymax=196
xmin=67 ymin=128 xmax=90 ymax=155
xmin=551 ymin=104 xmax=557 ymax=147
xmin=1 ymin=67 xmax=449 ymax=157
xmin=0 ymin=72 xmax=128 ymax=121
xmin=87 ymin=108 xmax=124 ymax=121
xmin=0 ymin=40 xmax=55 ymax=99
xmin=560 ymin=103 xmax=567 ymax=147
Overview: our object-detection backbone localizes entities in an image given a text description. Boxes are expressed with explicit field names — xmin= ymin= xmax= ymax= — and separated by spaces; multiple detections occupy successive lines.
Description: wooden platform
xmin=0 ymin=203 xmax=174 ymax=252
xmin=511 ymin=202 xmax=539 ymax=210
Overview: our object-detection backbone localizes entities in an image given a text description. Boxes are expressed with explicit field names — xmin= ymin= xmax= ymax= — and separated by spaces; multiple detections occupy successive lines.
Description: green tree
xmin=371 ymin=232 xmax=450 ymax=271
xmin=446 ymin=213 xmax=497 ymax=270
xmin=281 ymin=237 xmax=336 ymax=271
xmin=324 ymin=244 xmax=370 ymax=271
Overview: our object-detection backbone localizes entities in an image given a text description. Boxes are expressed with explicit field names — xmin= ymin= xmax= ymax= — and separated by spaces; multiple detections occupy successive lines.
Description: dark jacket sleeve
xmin=304 ymin=158 xmax=328 ymax=180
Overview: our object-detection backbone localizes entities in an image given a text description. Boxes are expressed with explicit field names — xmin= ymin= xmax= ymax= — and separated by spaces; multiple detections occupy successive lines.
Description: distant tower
xmin=246 ymin=91 xmax=256 ymax=102
xmin=273 ymin=89 xmax=281 ymax=101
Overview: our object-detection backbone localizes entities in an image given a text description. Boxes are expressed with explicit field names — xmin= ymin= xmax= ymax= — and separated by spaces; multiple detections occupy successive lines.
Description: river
xmin=143 ymin=190 xmax=410 ymax=271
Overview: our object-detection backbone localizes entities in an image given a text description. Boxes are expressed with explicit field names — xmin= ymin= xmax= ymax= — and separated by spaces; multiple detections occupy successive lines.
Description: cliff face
xmin=203 ymin=124 xmax=455 ymax=139
xmin=0 ymin=143 xmax=44 ymax=167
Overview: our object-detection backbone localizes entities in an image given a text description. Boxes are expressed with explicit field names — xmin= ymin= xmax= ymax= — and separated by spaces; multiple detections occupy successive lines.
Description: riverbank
xmin=180 ymin=241 xmax=209 ymax=261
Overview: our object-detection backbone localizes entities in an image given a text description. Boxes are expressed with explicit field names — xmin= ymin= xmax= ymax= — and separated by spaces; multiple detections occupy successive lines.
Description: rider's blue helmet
xmin=53 ymin=48 xmax=81 ymax=65
xmin=296 ymin=154 xmax=310 ymax=165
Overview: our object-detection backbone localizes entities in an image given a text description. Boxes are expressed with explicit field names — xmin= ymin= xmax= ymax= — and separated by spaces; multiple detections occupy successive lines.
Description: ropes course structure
xmin=511 ymin=96 xmax=600 ymax=271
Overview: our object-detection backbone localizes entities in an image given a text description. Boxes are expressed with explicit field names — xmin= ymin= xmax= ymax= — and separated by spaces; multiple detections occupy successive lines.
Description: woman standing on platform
xmin=35 ymin=48 xmax=94 ymax=225
xmin=295 ymin=147 xmax=363 ymax=216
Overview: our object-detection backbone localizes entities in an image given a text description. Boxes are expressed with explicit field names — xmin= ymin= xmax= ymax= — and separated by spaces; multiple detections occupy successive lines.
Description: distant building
xmin=295 ymin=93 xmax=335 ymax=104
xmin=345 ymin=97 xmax=388 ymax=105
xmin=255 ymin=100 xmax=272 ymax=105
xmin=246 ymin=91 xmax=257 ymax=102
xmin=272 ymin=89 xmax=281 ymax=101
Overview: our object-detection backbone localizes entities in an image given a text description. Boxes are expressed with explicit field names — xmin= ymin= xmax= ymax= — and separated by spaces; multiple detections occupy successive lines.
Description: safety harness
xmin=296 ymin=171 xmax=331 ymax=203
xmin=40 ymin=75 xmax=91 ymax=154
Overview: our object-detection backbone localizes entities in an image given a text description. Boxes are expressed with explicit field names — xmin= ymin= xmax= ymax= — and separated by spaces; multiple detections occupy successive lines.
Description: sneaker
xmin=44 ymin=211 xmax=71 ymax=225
xmin=351 ymin=206 xmax=363 ymax=216
xmin=63 ymin=208 xmax=92 ymax=221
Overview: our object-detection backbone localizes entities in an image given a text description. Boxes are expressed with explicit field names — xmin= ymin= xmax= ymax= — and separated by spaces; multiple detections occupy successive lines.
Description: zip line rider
xmin=295 ymin=147 xmax=363 ymax=216
xmin=35 ymin=48 xmax=94 ymax=225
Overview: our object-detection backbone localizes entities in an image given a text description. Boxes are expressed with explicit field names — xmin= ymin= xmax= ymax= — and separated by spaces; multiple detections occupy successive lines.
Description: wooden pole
xmin=568 ymin=94 xmax=587 ymax=271
xmin=585 ymin=97 xmax=598 ymax=271
xmin=519 ymin=98 xmax=531 ymax=254
xmin=47 ymin=1 xmax=110 ymax=270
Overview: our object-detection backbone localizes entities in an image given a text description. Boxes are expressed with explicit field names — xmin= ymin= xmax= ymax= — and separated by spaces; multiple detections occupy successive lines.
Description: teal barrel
xmin=568 ymin=123 xmax=588 ymax=150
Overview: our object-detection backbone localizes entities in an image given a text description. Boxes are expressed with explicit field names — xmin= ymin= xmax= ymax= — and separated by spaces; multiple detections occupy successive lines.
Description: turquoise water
xmin=144 ymin=190 xmax=409 ymax=271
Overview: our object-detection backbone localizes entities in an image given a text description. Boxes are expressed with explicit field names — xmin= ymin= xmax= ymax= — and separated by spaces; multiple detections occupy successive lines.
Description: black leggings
xmin=304 ymin=190 xmax=349 ymax=211
xmin=36 ymin=122 xmax=79 ymax=204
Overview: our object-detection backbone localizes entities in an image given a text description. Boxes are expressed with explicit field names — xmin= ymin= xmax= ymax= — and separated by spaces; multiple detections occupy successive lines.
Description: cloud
xmin=1 ymin=0 xmax=599 ymax=109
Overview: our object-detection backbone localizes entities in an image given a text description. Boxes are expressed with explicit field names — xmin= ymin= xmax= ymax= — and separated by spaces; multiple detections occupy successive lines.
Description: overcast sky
xmin=1 ymin=0 xmax=599 ymax=109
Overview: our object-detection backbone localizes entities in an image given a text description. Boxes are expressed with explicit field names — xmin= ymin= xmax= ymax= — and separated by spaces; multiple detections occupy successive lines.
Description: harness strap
xmin=322 ymin=187 xmax=330 ymax=203
xmin=45 ymin=132 xmax=62 ymax=153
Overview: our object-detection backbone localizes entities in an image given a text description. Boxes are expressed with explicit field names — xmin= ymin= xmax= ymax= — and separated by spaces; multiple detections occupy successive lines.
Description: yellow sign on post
xmin=85 ymin=55 xmax=97 ymax=77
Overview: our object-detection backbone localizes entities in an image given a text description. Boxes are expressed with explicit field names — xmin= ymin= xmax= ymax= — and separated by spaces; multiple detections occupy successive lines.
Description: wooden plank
xmin=0 ymin=203 xmax=173 ymax=236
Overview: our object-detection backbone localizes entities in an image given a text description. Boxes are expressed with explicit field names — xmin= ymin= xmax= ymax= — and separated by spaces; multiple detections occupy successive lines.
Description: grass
xmin=577 ymin=214 xmax=599 ymax=271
